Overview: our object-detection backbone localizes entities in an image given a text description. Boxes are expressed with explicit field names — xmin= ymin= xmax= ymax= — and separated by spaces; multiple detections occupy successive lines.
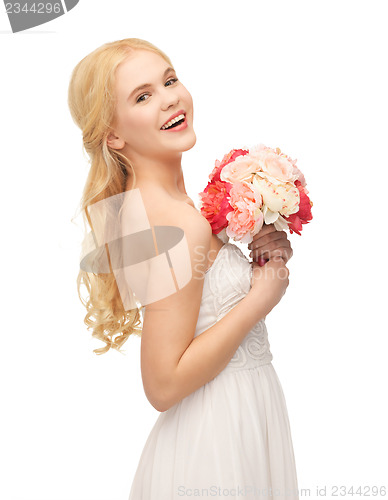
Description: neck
xmin=125 ymin=152 xmax=187 ymax=197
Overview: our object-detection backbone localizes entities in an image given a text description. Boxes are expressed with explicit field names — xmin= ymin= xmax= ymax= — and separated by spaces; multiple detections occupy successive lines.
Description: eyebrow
xmin=127 ymin=66 xmax=176 ymax=101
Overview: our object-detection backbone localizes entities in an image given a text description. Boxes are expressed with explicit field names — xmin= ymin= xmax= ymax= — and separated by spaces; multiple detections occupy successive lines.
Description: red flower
xmin=199 ymin=180 xmax=234 ymax=234
xmin=199 ymin=149 xmax=249 ymax=234
xmin=284 ymin=180 xmax=313 ymax=235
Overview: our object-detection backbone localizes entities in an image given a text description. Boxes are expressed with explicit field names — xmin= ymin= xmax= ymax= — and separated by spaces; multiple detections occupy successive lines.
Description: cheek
xmin=132 ymin=108 xmax=157 ymax=132
xmin=182 ymin=88 xmax=193 ymax=106
xmin=121 ymin=110 xmax=154 ymax=137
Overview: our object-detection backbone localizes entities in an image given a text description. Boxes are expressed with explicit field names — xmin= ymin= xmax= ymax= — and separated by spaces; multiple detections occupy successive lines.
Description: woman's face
xmin=109 ymin=50 xmax=196 ymax=163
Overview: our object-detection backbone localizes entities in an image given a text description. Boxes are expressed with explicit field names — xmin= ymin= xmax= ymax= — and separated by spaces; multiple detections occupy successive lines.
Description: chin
xmin=170 ymin=131 xmax=196 ymax=154
xmin=182 ymin=130 xmax=196 ymax=150
xmin=184 ymin=133 xmax=196 ymax=151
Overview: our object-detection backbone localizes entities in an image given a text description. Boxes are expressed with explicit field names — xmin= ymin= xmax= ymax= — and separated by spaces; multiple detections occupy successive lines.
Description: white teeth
xmin=161 ymin=113 xmax=185 ymax=130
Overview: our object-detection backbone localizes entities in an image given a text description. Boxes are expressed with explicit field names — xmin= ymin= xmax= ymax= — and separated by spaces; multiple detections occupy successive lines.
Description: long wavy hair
xmin=68 ymin=38 xmax=174 ymax=355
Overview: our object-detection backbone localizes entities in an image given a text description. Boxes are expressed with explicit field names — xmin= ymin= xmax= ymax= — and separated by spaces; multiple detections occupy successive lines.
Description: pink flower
xmin=209 ymin=149 xmax=249 ymax=183
xmin=225 ymin=182 xmax=264 ymax=244
xmin=249 ymin=144 xmax=296 ymax=183
xmin=268 ymin=146 xmax=306 ymax=186
xmin=220 ymin=155 xmax=259 ymax=184
xmin=292 ymin=164 xmax=307 ymax=187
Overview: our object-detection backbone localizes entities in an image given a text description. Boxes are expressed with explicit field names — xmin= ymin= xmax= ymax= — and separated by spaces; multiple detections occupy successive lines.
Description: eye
xmin=136 ymin=78 xmax=179 ymax=103
xmin=166 ymin=77 xmax=178 ymax=86
xmin=136 ymin=93 xmax=149 ymax=103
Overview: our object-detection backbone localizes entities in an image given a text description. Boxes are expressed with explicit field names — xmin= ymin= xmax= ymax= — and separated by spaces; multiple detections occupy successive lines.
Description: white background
xmin=1 ymin=1 xmax=387 ymax=499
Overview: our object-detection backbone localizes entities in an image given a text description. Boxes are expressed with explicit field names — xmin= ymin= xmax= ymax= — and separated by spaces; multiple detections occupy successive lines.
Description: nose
xmin=161 ymin=87 xmax=180 ymax=111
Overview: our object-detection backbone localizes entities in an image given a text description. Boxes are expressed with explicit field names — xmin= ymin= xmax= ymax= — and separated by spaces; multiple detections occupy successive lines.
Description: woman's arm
xmin=139 ymin=205 xmax=274 ymax=412
xmin=167 ymin=287 xmax=269 ymax=410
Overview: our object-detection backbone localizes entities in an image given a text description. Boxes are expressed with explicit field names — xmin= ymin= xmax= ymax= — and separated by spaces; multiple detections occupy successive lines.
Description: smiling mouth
xmin=164 ymin=118 xmax=185 ymax=129
xmin=161 ymin=114 xmax=187 ymax=130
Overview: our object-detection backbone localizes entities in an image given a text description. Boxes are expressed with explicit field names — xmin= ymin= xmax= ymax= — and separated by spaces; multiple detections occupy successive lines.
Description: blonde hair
xmin=68 ymin=38 xmax=174 ymax=355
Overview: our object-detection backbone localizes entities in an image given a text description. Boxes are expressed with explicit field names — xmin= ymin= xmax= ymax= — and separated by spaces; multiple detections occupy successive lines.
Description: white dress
xmin=128 ymin=242 xmax=299 ymax=500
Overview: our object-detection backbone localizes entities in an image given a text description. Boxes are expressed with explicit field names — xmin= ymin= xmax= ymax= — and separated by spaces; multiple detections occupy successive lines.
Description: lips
xmin=161 ymin=109 xmax=186 ymax=129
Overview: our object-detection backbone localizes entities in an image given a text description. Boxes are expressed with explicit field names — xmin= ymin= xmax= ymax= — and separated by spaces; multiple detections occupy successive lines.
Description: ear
xmin=107 ymin=130 xmax=125 ymax=150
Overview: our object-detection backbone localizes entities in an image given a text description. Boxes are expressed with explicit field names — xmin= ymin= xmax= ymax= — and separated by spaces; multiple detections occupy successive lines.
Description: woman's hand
xmin=248 ymin=223 xmax=293 ymax=266
xmin=250 ymin=256 xmax=290 ymax=310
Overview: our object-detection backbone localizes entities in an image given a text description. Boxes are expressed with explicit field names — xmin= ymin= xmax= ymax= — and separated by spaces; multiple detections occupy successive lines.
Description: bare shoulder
xmin=144 ymin=187 xmax=202 ymax=221
xmin=139 ymin=186 xmax=211 ymax=248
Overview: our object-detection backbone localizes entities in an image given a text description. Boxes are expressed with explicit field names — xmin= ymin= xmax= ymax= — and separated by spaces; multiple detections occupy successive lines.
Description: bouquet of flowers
xmin=198 ymin=143 xmax=313 ymax=245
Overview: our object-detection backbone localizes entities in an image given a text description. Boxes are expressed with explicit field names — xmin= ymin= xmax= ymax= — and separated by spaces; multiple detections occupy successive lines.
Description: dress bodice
xmin=194 ymin=242 xmax=273 ymax=374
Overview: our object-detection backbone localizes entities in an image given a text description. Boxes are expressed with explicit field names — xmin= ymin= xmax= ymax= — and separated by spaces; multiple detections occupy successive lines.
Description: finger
xmin=256 ymin=223 xmax=278 ymax=237
xmin=250 ymin=245 xmax=292 ymax=263
xmin=250 ymin=239 xmax=290 ymax=258
xmin=248 ymin=228 xmax=287 ymax=250
xmin=268 ymin=253 xmax=287 ymax=265
xmin=256 ymin=231 xmax=287 ymax=249
xmin=249 ymin=224 xmax=277 ymax=247
xmin=250 ymin=249 xmax=282 ymax=263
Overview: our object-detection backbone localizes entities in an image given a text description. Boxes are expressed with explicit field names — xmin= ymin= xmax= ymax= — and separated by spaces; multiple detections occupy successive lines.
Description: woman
xmin=68 ymin=38 xmax=299 ymax=500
